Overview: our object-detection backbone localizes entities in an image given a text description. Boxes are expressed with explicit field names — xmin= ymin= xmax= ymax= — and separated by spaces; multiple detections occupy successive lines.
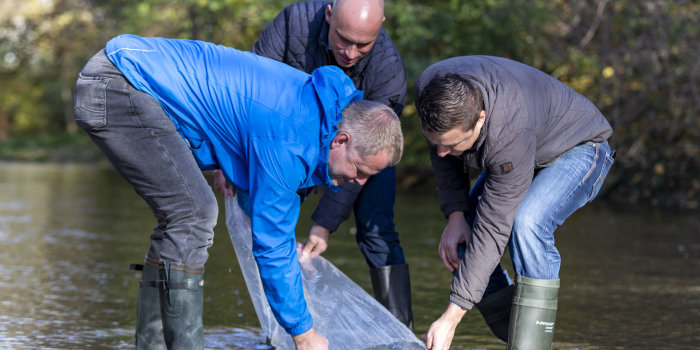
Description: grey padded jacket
xmin=414 ymin=56 xmax=613 ymax=310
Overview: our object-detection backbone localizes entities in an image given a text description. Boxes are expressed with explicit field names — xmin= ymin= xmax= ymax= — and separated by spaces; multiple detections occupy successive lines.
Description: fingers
xmin=444 ymin=245 xmax=460 ymax=270
xmin=439 ymin=240 xmax=460 ymax=271
xmin=439 ymin=244 xmax=455 ymax=272
xmin=212 ymin=169 xmax=235 ymax=197
xmin=303 ymin=225 xmax=330 ymax=256
xmin=223 ymin=183 xmax=235 ymax=197
xmin=312 ymin=240 xmax=327 ymax=255
xmin=301 ymin=241 xmax=315 ymax=256
xmin=302 ymin=238 xmax=327 ymax=256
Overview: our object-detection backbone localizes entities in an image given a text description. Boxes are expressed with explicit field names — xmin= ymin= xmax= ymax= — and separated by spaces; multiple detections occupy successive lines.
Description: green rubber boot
xmin=369 ymin=264 xmax=414 ymax=329
xmin=132 ymin=262 xmax=166 ymax=350
xmin=476 ymin=284 xmax=515 ymax=342
xmin=158 ymin=261 xmax=205 ymax=350
xmin=507 ymin=276 xmax=560 ymax=350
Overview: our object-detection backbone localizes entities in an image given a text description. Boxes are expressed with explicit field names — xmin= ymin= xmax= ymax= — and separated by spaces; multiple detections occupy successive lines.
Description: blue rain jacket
xmin=105 ymin=34 xmax=362 ymax=335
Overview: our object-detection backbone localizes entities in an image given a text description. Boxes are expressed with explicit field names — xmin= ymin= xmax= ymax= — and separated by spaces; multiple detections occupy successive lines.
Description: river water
xmin=0 ymin=162 xmax=698 ymax=349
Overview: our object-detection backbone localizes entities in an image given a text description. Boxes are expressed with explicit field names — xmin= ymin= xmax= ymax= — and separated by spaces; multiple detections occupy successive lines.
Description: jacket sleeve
xmin=251 ymin=6 xmax=287 ymax=60
xmin=430 ymin=145 xmax=471 ymax=218
xmin=449 ymin=130 xmax=536 ymax=310
xmin=361 ymin=35 xmax=407 ymax=116
xmin=248 ymin=142 xmax=312 ymax=336
xmin=311 ymin=182 xmax=363 ymax=232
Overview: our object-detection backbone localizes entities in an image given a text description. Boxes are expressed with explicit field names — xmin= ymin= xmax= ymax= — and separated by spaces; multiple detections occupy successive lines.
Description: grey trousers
xmin=74 ymin=50 xmax=217 ymax=267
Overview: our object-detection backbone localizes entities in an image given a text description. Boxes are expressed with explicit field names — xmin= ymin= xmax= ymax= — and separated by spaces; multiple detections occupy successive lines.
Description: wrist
xmin=443 ymin=303 xmax=467 ymax=324
xmin=447 ymin=211 xmax=466 ymax=221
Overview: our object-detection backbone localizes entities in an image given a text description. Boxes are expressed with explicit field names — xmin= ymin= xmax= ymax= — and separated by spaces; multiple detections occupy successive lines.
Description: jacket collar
xmin=465 ymin=80 xmax=490 ymax=153
xmin=309 ymin=65 xmax=364 ymax=190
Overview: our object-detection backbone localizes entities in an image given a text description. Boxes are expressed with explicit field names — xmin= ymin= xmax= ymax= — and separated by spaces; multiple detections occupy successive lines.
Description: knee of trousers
xmin=510 ymin=213 xmax=553 ymax=261
xmin=192 ymin=191 xmax=219 ymax=234
xmin=169 ymin=191 xmax=218 ymax=240
xmin=510 ymin=204 xmax=553 ymax=245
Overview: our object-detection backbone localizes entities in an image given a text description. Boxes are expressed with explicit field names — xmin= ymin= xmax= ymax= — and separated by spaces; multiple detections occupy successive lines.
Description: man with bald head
xmin=216 ymin=0 xmax=413 ymax=329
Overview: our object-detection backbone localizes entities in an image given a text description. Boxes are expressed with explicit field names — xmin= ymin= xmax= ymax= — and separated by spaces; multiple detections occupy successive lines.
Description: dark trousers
xmin=354 ymin=166 xmax=406 ymax=268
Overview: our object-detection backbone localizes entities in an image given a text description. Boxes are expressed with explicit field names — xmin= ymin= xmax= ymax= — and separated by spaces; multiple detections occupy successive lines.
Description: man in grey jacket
xmin=415 ymin=56 xmax=615 ymax=350
xmin=214 ymin=0 xmax=413 ymax=328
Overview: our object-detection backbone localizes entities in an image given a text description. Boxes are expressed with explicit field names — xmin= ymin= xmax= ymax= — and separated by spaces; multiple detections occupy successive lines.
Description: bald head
xmin=325 ymin=0 xmax=385 ymax=68
xmin=333 ymin=0 xmax=385 ymax=19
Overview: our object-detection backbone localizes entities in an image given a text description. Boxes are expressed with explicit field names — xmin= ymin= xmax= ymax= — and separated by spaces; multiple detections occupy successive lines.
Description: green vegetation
xmin=1 ymin=0 xmax=697 ymax=208
xmin=0 ymin=133 xmax=103 ymax=163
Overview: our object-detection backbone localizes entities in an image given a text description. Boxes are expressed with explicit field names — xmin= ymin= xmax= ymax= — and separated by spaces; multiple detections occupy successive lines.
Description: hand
xmin=292 ymin=328 xmax=329 ymax=350
xmin=425 ymin=304 xmax=467 ymax=350
xmin=212 ymin=169 xmax=235 ymax=197
xmin=301 ymin=224 xmax=330 ymax=256
xmin=439 ymin=212 xmax=472 ymax=272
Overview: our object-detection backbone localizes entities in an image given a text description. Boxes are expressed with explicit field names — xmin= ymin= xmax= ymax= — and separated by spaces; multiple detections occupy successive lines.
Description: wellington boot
xmin=369 ymin=264 xmax=414 ymax=329
xmin=476 ymin=284 xmax=515 ymax=342
xmin=507 ymin=276 xmax=560 ymax=350
xmin=158 ymin=261 xmax=205 ymax=350
xmin=131 ymin=262 xmax=166 ymax=350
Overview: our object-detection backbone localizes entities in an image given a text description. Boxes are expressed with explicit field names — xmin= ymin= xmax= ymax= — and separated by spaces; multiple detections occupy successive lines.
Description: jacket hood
xmin=310 ymin=65 xmax=363 ymax=190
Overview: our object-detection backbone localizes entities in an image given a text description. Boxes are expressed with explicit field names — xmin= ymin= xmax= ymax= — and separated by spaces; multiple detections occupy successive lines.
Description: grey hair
xmin=338 ymin=100 xmax=403 ymax=166
xmin=416 ymin=73 xmax=483 ymax=134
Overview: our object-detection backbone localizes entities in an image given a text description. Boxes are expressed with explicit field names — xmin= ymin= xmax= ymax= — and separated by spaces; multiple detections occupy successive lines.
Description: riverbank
xmin=0 ymin=133 xmax=106 ymax=164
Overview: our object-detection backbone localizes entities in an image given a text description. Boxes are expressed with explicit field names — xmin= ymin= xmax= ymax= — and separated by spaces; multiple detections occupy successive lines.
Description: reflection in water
xmin=0 ymin=163 xmax=698 ymax=349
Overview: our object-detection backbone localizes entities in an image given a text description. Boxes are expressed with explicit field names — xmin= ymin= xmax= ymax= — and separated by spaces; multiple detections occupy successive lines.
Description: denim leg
xmin=354 ymin=166 xmax=406 ymax=268
xmin=74 ymin=50 xmax=217 ymax=268
xmin=509 ymin=142 xmax=614 ymax=279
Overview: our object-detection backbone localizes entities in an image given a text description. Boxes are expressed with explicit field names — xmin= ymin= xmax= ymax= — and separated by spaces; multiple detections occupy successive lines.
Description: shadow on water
xmin=0 ymin=162 xmax=698 ymax=349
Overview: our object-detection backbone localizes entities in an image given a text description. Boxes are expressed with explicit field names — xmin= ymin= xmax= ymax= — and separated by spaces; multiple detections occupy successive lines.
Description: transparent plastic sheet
xmin=225 ymin=196 xmax=425 ymax=350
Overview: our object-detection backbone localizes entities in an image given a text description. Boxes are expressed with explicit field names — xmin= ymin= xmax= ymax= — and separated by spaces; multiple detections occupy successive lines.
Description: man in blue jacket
xmin=216 ymin=0 xmax=413 ymax=328
xmin=415 ymin=56 xmax=614 ymax=350
xmin=73 ymin=34 xmax=403 ymax=350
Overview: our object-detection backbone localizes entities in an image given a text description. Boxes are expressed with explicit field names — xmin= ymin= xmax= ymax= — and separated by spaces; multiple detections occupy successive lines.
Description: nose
xmin=345 ymin=45 xmax=360 ymax=60
xmin=436 ymin=145 xmax=450 ymax=157
xmin=355 ymin=174 xmax=369 ymax=185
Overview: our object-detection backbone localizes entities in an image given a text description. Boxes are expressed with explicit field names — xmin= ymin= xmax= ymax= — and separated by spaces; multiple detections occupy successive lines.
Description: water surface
xmin=0 ymin=163 xmax=698 ymax=349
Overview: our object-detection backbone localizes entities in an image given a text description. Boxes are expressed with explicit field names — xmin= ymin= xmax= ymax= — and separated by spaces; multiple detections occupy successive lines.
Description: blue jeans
xmin=74 ymin=50 xmax=217 ymax=268
xmin=468 ymin=141 xmax=614 ymax=291
xmin=354 ymin=166 xmax=406 ymax=269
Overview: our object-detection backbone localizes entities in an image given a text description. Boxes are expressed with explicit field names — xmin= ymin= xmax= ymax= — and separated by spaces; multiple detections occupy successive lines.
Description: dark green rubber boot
xmin=369 ymin=263 xmax=414 ymax=329
xmin=158 ymin=261 xmax=205 ymax=350
xmin=476 ymin=284 xmax=515 ymax=342
xmin=507 ymin=276 xmax=560 ymax=350
xmin=131 ymin=262 xmax=166 ymax=350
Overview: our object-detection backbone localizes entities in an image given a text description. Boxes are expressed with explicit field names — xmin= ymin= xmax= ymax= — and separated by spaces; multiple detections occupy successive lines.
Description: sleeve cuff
xmin=286 ymin=315 xmax=314 ymax=336
xmin=449 ymin=292 xmax=475 ymax=311
xmin=440 ymin=202 xmax=469 ymax=219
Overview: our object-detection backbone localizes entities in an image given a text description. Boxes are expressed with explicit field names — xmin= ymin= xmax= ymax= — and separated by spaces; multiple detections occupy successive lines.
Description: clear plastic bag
xmin=225 ymin=196 xmax=424 ymax=350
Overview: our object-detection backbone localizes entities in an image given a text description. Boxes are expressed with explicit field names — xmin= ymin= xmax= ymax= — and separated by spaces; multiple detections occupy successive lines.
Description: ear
xmin=382 ymin=16 xmax=386 ymax=23
xmin=325 ymin=4 xmax=333 ymax=24
xmin=476 ymin=110 xmax=486 ymax=126
xmin=331 ymin=132 xmax=350 ymax=149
